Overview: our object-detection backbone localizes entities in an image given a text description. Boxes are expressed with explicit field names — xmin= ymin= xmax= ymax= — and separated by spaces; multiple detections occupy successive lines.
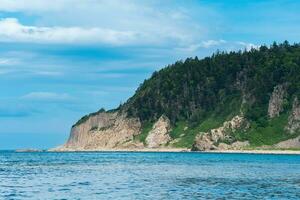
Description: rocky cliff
xmin=54 ymin=112 xmax=175 ymax=151
xmin=268 ymin=84 xmax=286 ymax=118
xmin=145 ymin=115 xmax=171 ymax=148
xmin=192 ymin=115 xmax=249 ymax=151
xmin=285 ymin=97 xmax=300 ymax=134
xmin=55 ymin=42 xmax=300 ymax=151
xmin=55 ymin=111 xmax=141 ymax=151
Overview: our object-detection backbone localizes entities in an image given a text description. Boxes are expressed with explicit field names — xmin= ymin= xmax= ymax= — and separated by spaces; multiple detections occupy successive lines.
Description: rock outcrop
xmin=57 ymin=111 xmax=142 ymax=151
xmin=285 ymin=97 xmax=300 ymax=134
xmin=146 ymin=115 xmax=171 ymax=148
xmin=53 ymin=113 xmax=175 ymax=151
xmin=268 ymin=84 xmax=286 ymax=118
xmin=192 ymin=115 xmax=249 ymax=151
xmin=275 ymin=135 xmax=300 ymax=148
xmin=217 ymin=141 xmax=250 ymax=150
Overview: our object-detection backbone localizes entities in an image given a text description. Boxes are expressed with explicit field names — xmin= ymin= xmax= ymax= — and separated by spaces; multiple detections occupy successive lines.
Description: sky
xmin=0 ymin=0 xmax=300 ymax=149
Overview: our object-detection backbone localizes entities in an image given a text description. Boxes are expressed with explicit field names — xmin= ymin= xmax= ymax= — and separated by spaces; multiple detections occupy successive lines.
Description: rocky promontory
xmin=53 ymin=42 xmax=300 ymax=152
xmin=53 ymin=112 xmax=181 ymax=151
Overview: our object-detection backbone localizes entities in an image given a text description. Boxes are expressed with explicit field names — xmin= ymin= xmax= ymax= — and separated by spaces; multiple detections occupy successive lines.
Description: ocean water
xmin=1 ymin=151 xmax=300 ymax=200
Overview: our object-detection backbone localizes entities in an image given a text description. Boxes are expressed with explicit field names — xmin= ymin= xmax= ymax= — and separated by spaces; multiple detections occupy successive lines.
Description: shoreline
xmin=48 ymin=147 xmax=190 ymax=153
xmin=47 ymin=148 xmax=300 ymax=155
xmin=202 ymin=149 xmax=300 ymax=155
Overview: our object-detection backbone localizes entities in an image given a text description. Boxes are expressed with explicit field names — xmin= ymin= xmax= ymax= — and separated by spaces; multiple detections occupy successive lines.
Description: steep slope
xmin=55 ymin=42 xmax=300 ymax=151
xmin=60 ymin=111 xmax=142 ymax=150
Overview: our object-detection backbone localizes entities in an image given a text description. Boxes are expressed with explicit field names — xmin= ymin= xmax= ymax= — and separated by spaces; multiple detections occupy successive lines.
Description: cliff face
xmin=55 ymin=112 xmax=174 ymax=151
xmin=58 ymin=111 xmax=142 ymax=151
xmin=285 ymin=97 xmax=300 ymax=134
xmin=268 ymin=84 xmax=286 ymax=118
xmin=192 ymin=115 xmax=249 ymax=151
xmin=146 ymin=115 xmax=171 ymax=148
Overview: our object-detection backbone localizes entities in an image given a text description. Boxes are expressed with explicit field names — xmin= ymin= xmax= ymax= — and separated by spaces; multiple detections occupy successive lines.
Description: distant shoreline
xmin=15 ymin=148 xmax=43 ymax=153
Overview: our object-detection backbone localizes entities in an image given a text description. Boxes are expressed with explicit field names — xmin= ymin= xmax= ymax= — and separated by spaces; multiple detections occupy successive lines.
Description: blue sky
xmin=0 ymin=0 xmax=299 ymax=149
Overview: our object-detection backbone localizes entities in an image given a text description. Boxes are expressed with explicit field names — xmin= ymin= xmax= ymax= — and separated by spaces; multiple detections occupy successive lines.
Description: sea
xmin=0 ymin=151 xmax=300 ymax=199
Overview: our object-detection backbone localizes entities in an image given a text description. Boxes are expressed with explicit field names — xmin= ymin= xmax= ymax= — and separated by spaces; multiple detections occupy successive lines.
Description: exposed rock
xmin=193 ymin=134 xmax=216 ymax=151
xmin=285 ymin=97 xmax=300 ymax=134
xmin=120 ymin=140 xmax=144 ymax=149
xmin=218 ymin=141 xmax=250 ymax=150
xmin=192 ymin=115 xmax=249 ymax=151
xmin=268 ymin=84 xmax=286 ymax=118
xmin=275 ymin=135 xmax=300 ymax=149
xmin=146 ymin=115 xmax=171 ymax=148
xmin=15 ymin=149 xmax=43 ymax=153
xmin=57 ymin=111 xmax=141 ymax=151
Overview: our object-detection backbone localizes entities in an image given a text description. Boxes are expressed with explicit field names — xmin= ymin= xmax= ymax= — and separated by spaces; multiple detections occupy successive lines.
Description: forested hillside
xmin=71 ymin=41 xmax=300 ymax=150
xmin=125 ymin=41 xmax=300 ymax=124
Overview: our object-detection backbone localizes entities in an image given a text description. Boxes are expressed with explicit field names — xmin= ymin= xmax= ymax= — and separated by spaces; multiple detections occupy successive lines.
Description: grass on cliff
xmin=233 ymin=113 xmax=295 ymax=146
xmin=133 ymin=93 xmax=246 ymax=149
xmin=170 ymin=116 xmax=226 ymax=148
xmin=170 ymin=94 xmax=242 ymax=148
xmin=134 ymin=122 xmax=153 ymax=144
xmin=133 ymin=113 xmax=229 ymax=148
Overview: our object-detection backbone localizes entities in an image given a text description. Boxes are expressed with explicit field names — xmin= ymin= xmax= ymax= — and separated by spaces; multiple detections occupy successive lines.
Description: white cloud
xmin=201 ymin=40 xmax=227 ymax=48
xmin=0 ymin=17 xmax=203 ymax=46
xmin=236 ymin=42 xmax=259 ymax=50
xmin=176 ymin=39 xmax=227 ymax=52
xmin=0 ymin=18 xmax=138 ymax=45
xmin=21 ymin=92 xmax=72 ymax=101
xmin=0 ymin=0 xmax=214 ymax=47
xmin=175 ymin=39 xmax=259 ymax=54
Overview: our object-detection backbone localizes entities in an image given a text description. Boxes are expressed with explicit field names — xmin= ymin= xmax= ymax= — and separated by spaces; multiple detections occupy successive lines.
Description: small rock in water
xmin=15 ymin=148 xmax=42 ymax=153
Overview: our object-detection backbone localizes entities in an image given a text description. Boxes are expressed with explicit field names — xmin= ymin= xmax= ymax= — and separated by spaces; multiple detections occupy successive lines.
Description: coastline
xmin=48 ymin=147 xmax=300 ymax=155
xmin=202 ymin=149 xmax=300 ymax=155
xmin=48 ymin=147 xmax=190 ymax=153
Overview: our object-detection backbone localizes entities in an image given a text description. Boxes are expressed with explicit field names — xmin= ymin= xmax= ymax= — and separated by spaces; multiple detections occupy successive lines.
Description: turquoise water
xmin=1 ymin=151 xmax=300 ymax=199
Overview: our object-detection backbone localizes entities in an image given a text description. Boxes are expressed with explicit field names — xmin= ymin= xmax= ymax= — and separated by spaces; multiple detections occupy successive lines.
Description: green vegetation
xmin=234 ymin=113 xmax=293 ymax=146
xmin=170 ymin=115 xmax=228 ymax=148
xmin=169 ymin=121 xmax=188 ymax=139
xmin=123 ymin=41 xmax=300 ymax=147
xmin=125 ymin=41 xmax=300 ymax=126
xmin=74 ymin=41 xmax=300 ymax=148
xmin=134 ymin=122 xmax=154 ymax=144
xmin=169 ymin=93 xmax=242 ymax=148
xmin=73 ymin=108 xmax=106 ymax=127
xmin=89 ymin=126 xmax=98 ymax=131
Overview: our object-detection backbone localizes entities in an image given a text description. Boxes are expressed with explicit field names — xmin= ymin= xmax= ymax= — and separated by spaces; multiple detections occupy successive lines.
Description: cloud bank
xmin=0 ymin=18 xmax=138 ymax=45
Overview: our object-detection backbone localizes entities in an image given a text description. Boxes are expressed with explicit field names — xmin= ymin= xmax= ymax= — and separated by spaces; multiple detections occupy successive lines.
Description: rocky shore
xmin=48 ymin=147 xmax=300 ymax=155
xmin=49 ymin=147 xmax=189 ymax=152
xmin=203 ymin=149 xmax=300 ymax=155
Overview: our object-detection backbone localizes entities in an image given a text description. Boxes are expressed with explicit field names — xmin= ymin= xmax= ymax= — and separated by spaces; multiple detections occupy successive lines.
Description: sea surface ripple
xmin=1 ymin=151 xmax=300 ymax=199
